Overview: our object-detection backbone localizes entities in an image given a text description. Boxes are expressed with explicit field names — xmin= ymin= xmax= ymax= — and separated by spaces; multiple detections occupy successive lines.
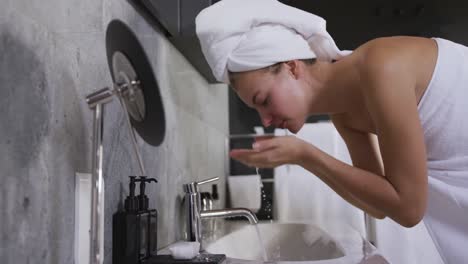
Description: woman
xmin=196 ymin=1 xmax=468 ymax=263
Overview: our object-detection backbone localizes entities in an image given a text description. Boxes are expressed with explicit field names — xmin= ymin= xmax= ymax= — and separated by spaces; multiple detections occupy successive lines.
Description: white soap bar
xmin=168 ymin=241 xmax=200 ymax=260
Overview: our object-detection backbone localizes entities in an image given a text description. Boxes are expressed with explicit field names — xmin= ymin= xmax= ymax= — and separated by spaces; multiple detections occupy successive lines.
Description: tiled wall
xmin=0 ymin=1 xmax=228 ymax=263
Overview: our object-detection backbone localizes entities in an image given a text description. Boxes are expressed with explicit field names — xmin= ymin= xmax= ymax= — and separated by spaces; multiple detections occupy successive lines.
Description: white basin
xmin=204 ymin=223 xmax=345 ymax=262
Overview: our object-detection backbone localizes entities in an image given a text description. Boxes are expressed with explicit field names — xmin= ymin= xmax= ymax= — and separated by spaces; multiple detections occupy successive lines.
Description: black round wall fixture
xmin=105 ymin=19 xmax=165 ymax=146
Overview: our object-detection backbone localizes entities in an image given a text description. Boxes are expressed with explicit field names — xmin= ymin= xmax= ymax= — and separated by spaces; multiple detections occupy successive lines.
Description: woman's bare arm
xmin=329 ymin=116 xmax=386 ymax=218
xmin=298 ymin=44 xmax=428 ymax=227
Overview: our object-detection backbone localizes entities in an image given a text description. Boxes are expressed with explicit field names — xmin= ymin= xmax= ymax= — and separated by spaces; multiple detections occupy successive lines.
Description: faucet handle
xmin=197 ymin=177 xmax=219 ymax=185
xmin=183 ymin=177 xmax=219 ymax=194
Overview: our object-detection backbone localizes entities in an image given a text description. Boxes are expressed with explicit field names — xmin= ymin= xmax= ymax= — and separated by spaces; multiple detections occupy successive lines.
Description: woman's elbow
xmin=396 ymin=206 xmax=425 ymax=228
xmin=400 ymin=216 xmax=423 ymax=228
xmin=392 ymin=191 xmax=427 ymax=228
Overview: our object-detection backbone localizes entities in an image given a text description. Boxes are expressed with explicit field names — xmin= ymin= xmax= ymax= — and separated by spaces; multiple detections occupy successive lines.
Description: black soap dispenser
xmin=137 ymin=176 xmax=158 ymax=259
xmin=112 ymin=176 xmax=158 ymax=264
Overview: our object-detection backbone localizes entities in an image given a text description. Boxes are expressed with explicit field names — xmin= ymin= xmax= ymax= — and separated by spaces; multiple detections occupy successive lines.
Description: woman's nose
xmin=259 ymin=112 xmax=273 ymax=127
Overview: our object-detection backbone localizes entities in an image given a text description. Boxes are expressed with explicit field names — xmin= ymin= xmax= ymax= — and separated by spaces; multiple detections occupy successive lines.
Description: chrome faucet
xmin=183 ymin=177 xmax=259 ymax=247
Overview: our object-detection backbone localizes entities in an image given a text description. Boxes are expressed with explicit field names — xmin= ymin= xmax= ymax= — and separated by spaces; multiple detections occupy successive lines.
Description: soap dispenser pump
xmin=137 ymin=176 xmax=157 ymax=211
xmin=125 ymin=176 xmax=139 ymax=212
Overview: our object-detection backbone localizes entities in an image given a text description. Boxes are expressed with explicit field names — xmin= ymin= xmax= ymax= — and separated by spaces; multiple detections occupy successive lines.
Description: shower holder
xmin=85 ymin=52 xmax=148 ymax=264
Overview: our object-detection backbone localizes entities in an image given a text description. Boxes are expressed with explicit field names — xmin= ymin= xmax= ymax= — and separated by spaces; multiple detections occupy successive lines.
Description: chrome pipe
xmin=116 ymin=90 xmax=147 ymax=176
xmin=365 ymin=213 xmax=377 ymax=247
xmin=86 ymin=87 xmax=114 ymax=264
xmin=200 ymin=208 xmax=259 ymax=224
xmin=185 ymin=191 xmax=202 ymax=243
xmin=89 ymin=103 xmax=106 ymax=264
xmin=86 ymin=87 xmax=114 ymax=109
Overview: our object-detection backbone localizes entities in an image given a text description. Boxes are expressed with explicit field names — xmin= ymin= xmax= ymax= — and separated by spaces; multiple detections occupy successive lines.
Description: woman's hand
xmin=229 ymin=135 xmax=308 ymax=168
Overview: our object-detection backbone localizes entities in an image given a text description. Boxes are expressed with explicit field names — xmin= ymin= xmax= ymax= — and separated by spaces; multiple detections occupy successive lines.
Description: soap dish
xmin=142 ymin=253 xmax=226 ymax=264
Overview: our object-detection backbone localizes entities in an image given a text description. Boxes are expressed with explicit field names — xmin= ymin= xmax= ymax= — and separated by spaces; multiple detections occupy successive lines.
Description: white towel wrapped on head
xmin=195 ymin=0 xmax=351 ymax=83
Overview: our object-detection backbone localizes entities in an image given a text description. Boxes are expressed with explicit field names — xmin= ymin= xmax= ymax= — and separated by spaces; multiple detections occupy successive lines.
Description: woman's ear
xmin=284 ymin=60 xmax=301 ymax=80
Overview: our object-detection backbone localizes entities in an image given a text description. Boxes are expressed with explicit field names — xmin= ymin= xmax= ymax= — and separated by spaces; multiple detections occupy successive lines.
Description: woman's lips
xmin=280 ymin=120 xmax=287 ymax=129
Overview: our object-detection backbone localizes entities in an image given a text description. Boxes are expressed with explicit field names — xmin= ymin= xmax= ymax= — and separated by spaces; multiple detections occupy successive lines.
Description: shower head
xmin=105 ymin=19 xmax=165 ymax=147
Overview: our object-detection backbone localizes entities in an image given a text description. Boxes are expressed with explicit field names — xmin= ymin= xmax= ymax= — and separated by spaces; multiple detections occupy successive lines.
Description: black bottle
xmin=113 ymin=176 xmax=158 ymax=264
xmin=211 ymin=184 xmax=219 ymax=207
xmin=137 ymin=176 xmax=158 ymax=259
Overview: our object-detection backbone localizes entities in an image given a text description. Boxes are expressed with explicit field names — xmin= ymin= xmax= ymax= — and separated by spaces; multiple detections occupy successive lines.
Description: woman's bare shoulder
xmin=348 ymin=36 xmax=434 ymax=88
xmin=356 ymin=36 xmax=433 ymax=52
xmin=354 ymin=36 xmax=435 ymax=68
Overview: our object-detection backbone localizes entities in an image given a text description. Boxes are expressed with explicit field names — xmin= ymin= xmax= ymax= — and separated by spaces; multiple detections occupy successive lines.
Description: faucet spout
xmin=183 ymin=177 xmax=259 ymax=250
xmin=200 ymin=208 xmax=259 ymax=224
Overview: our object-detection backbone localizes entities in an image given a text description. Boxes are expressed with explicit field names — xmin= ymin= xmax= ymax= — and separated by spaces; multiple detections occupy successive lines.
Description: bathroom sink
xmin=204 ymin=223 xmax=345 ymax=262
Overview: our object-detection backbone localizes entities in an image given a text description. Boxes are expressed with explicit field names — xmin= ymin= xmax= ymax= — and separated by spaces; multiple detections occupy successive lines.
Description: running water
xmin=256 ymin=167 xmax=273 ymax=222
xmin=256 ymin=167 xmax=263 ymax=187
xmin=254 ymin=225 xmax=268 ymax=262
xmin=255 ymin=168 xmax=270 ymax=262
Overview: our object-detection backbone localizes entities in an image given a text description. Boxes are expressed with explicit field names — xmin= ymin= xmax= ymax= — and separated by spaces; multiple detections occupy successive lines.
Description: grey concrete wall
xmin=0 ymin=1 xmax=228 ymax=263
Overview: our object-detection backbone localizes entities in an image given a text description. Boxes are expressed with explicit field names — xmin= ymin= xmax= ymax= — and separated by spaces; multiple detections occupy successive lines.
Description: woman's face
xmin=231 ymin=62 xmax=311 ymax=133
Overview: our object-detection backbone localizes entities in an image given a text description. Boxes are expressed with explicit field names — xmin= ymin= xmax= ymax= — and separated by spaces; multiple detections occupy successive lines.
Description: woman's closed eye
xmin=262 ymin=95 xmax=270 ymax=106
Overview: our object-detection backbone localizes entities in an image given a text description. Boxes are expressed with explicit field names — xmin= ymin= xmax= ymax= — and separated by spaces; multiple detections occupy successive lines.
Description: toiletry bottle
xmin=112 ymin=176 xmax=158 ymax=264
xmin=211 ymin=184 xmax=219 ymax=208
xmin=136 ymin=176 xmax=158 ymax=259
xmin=112 ymin=176 xmax=141 ymax=264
